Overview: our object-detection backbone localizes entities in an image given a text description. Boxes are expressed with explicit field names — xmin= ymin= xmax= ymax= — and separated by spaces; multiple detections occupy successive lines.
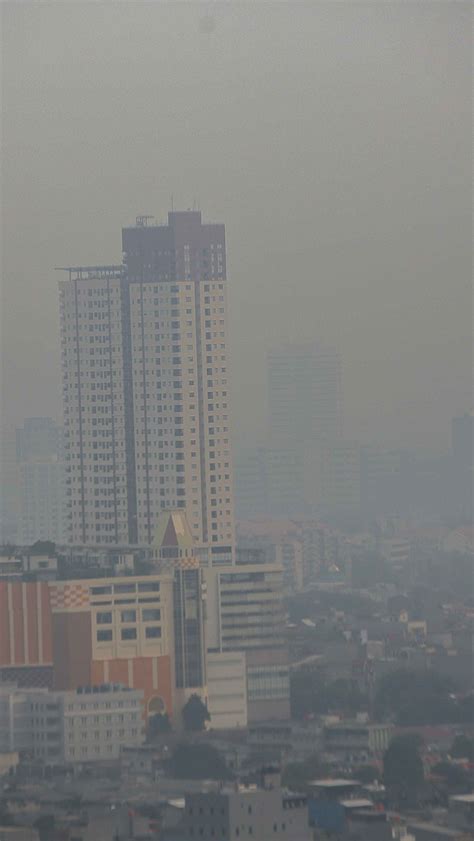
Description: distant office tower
xmin=451 ymin=413 xmax=474 ymax=522
xmin=267 ymin=343 xmax=343 ymax=446
xmin=360 ymin=447 xmax=409 ymax=520
xmin=267 ymin=343 xmax=343 ymax=511
xmin=0 ymin=428 xmax=19 ymax=544
xmin=235 ymin=446 xmax=305 ymax=519
xmin=15 ymin=418 xmax=66 ymax=545
xmin=320 ymin=440 xmax=361 ymax=515
xmin=16 ymin=417 xmax=63 ymax=462
xmin=59 ymin=211 xmax=235 ymax=555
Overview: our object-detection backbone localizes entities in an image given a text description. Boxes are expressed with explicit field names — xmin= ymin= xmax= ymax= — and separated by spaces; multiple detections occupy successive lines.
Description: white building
xmin=206 ymin=651 xmax=247 ymax=730
xmin=1 ymin=684 xmax=144 ymax=764
xmin=203 ymin=561 xmax=290 ymax=722
xmin=59 ymin=211 xmax=235 ymax=557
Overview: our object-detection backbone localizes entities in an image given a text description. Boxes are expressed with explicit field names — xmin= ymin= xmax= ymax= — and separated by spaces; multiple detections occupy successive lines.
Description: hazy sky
xmin=1 ymin=2 xmax=472 ymax=453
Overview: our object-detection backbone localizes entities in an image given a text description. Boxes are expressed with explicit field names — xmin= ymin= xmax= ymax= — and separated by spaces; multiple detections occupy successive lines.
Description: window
xmin=142 ymin=608 xmax=161 ymax=622
xmin=96 ymin=611 xmax=112 ymax=624
xmin=146 ymin=626 xmax=161 ymax=639
xmin=114 ymin=583 xmax=135 ymax=594
xmin=97 ymin=629 xmax=112 ymax=642
xmin=121 ymin=628 xmax=137 ymax=641
xmin=138 ymin=580 xmax=160 ymax=593
xmin=121 ymin=609 xmax=136 ymax=623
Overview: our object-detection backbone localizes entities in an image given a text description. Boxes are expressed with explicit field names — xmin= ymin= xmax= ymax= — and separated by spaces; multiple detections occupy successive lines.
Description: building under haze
xmin=14 ymin=417 xmax=66 ymax=546
xmin=267 ymin=342 xmax=343 ymax=445
xmin=267 ymin=342 xmax=343 ymax=510
xmin=58 ymin=211 xmax=234 ymax=557
xmin=451 ymin=413 xmax=474 ymax=523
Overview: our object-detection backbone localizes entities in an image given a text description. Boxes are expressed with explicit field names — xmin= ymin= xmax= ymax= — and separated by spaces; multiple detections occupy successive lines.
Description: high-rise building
xmin=0 ymin=428 xmax=19 ymax=545
xmin=235 ymin=446 xmax=306 ymax=520
xmin=15 ymin=418 xmax=67 ymax=546
xmin=451 ymin=413 xmax=474 ymax=523
xmin=320 ymin=440 xmax=362 ymax=515
xmin=59 ymin=211 xmax=234 ymax=556
xmin=267 ymin=342 xmax=343 ymax=446
xmin=16 ymin=417 xmax=63 ymax=463
xmin=266 ymin=342 xmax=343 ymax=511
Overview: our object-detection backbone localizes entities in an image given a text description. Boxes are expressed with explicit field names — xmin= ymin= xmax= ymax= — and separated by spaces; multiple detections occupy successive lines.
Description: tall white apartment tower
xmin=59 ymin=211 xmax=235 ymax=556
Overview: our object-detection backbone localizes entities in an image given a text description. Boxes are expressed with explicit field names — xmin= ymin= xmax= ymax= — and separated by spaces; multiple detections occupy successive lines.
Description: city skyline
xmin=2 ymin=3 xmax=471 ymax=453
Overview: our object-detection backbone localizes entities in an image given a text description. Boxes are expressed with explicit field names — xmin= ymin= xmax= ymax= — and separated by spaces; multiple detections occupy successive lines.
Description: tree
xmin=374 ymin=669 xmax=463 ymax=725
xmin=166 ymin=743 xmax=232 ymax=780
xmin=450 ymin=734 xmax=474 ymax=761
xmin=147 ymin=713 xmax=171 ymax=741
xmin=29 ymin=540 xmax=55 ymax=556
xmin=282 ymin=754 xmax=329 ymax=792
xmin=353 ymin=764 xmax=379 ymax=784
xmin=182 ymin=694 xmax=210 ymax=732
xmin=432 ymin=761 xmax=470 ymax=791
xmin=383 ymin=734 xmax=424 ymax=806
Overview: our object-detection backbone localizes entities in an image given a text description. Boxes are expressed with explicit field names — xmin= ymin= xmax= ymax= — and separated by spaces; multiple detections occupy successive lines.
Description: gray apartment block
xmin=164 ymin=785 xmax=312 ymax=841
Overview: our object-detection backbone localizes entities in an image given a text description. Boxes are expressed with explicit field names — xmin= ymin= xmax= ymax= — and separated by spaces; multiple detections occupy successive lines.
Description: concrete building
xmin=152 ymin=510 xmax=207 ymax=714
xmin=15 ymin=418 xmax=63 ymax=463
xmin=204 ymin=560 xmax=290 ymax=722
xmin=17 ymin=458 xmax=66 ymax=546
xmin=323 ymin=720 xmax=393 ymax=764
xmin=164 ymin=781 xmax=311 ymax=841
xmin=0 ymin=581 xmax=54 ymax=688
xmin=0 ymin=683 xmax=143 ymax=764
xmin=49 ymin=574 xmax=174 ymax=719
xmin=0 ymin=428 xmax=19 ymax=545
xmin=206 ymin=651 xmax=247 ymax=729
xmin=0 ymin=684 xmax=36 ymax=754
xmin=15 ymin=418 xmax=66 ymax=546
xmin=451 ymin=413 xmax=474 ymax=523
xmin=28 ymin=684 xmax=144 ymax=764
xmin=267 ymin=342 xmax=343 ymax=510
xmin=59 ymin=210 xmax=235 ymax=557
xmin=267 ymin=343 xmax=343 ymax=447
xmin=235 ymin=446 xmax=306 ymax=520
xmin=320 ymin=440 xmax=362 ymax=515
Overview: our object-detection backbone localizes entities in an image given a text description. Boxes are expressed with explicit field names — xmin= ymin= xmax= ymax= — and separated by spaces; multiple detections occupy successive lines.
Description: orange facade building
xmin=0 ymin=581 xmax=53 ymax=687
xmin=48 ymin=575 xmax=174 ymax=718
xmin=0 ymin=575 xmax=175 ymax=718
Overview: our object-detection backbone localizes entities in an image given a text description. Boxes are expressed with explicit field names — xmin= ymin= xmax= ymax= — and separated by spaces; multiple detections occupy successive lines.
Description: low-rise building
xmin=162 ymin=780 xmax=312 ymax=841
xmin=29 ymin=684 xmax=144 ymax=763
xmin=1 ymin=683 xmax=144 ymax=765
xmin=323 ymin=720 xmax=393 ymax=764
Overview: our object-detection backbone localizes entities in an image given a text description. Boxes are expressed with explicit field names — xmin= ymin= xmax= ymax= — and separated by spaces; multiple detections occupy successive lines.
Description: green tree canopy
xmin=282 ymin=754 xmax=329 ymax=792
xmin=374 ymin=669 xmax=467 ymax=725
xmin=166 ymin=743 xmax=232 ymax=780
xmin=450 ymin=734 xmax=474 ymax=761
xmin=383 ymin=734 xmax=424 ymax=805
xmin=182 ymin=694 xmax=210 ymax=732
xmin=147 ymin=712 xmax=171 ymax=741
